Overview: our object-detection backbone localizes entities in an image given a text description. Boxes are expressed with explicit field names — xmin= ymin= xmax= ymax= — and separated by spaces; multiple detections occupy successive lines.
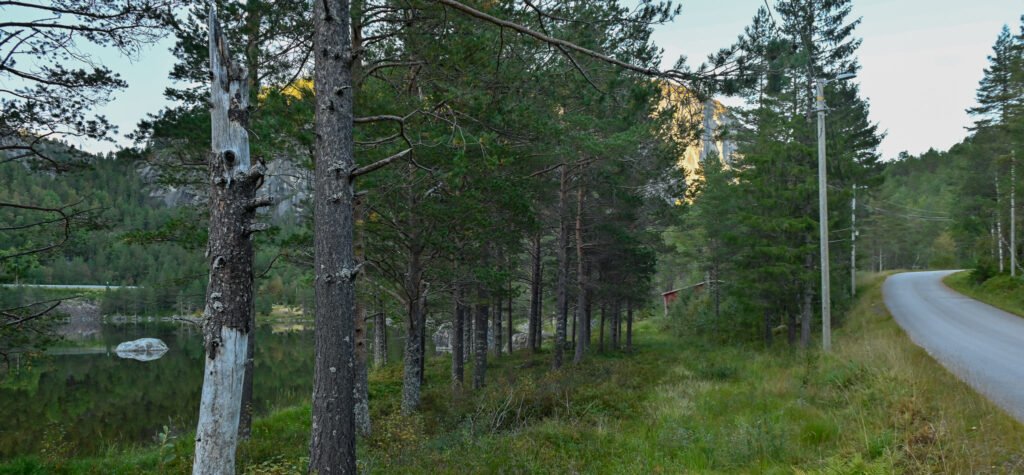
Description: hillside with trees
xmin=2 ymin=1 xmax=1024 ymax=474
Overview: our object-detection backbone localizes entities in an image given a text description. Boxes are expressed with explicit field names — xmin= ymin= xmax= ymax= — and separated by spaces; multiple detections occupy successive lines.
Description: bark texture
xmin=309 ymin=0 xmax=358 ymax=471
xmin=553 ymin=165 xmax=569 ymax=369
xmin=625 ymin=301 xmax=633 ymax=352
xmin=354 ymin=198 xmax=370 ymax=437
xmin=193 ymin=10 xmax=264 ymax=475
xmin=493 ymin=299 xmax=502 ymax=357
xmin=573 ymin=186 xmax=586 ymax=364
xmin=528 ymin=233 xmax=541 ymax=352
xmin=237 ymin=0 xmax=262 ymax=442
xmin=451 ymin=290 xmax=464 ymax=387
xmin=373 ymin=309 xmax=386 ymax=369
xmin=401 ymin=251 xmax=424 ymax=414
xmin=473 ymin=303 xmax=489 ymax=389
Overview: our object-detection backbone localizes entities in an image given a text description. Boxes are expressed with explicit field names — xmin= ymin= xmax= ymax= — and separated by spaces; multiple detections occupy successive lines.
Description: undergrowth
xmin=945 ymin=270 xmax=1024 ymax=319
xmin=4 ymin=273 xmax=1023 ymax=474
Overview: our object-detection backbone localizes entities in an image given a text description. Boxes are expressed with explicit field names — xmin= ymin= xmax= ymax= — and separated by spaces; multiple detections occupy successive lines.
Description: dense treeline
xmin=856 ymin=16 xmax=1024 ymax=276
xmin=0 ymin=151 xmax=312 ymax=316
xmin=13 ymin=0 xmax=1015 ymax=472
xmin=667 ymin=0 xmax=882 ymax=346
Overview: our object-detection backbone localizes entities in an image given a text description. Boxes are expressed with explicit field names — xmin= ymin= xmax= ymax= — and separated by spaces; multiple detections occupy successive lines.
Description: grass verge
xmin=4 ymin=273 xmax=1023 ymax=474
xmin=944 ymin=270 xmax=1024 ymax=319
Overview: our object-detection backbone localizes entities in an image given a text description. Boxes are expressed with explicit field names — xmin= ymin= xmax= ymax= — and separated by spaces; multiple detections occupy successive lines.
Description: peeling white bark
xmin=192 ymin=8 xmax=261 ymax=475
xmin=193 ymin=327 xmax=248 ymax=475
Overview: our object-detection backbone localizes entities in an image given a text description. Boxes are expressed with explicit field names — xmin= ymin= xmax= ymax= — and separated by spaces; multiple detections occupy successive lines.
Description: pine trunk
xmin=625 ymin=301 xmax=633 ymax=352
xmin=193 ymin=10 xmax=264 ymax=475
xmin=553 ymin=165 xmax=569 ymax=369
xmin=237 ymin=0 xmax=262 ymax=442
xmin=401 ymin=252 xmax=423 ymax=414
xmin=473 ymin=303 xmax=489 ymax=389
xmin=373 ymin=309 xmax=386 ymax=369
xmin=528 ymin=234 xmax=540 ymax=352
xmin=573 ymin=186 xmax=587 ymax=364
xmin=612 ymin=301 xmax=620 ymax=350
xmin=309 ymin=0 xmax=358 ymax=471
xmin=353 ymin=197 xmax=370 ymax=436
xmin=494 ymin=299 xmax=502 ymax=357
xmin=451 ymin=290 xmax=464 ymax=388
xmin=507 ymin=287 xmax=513 ymax=354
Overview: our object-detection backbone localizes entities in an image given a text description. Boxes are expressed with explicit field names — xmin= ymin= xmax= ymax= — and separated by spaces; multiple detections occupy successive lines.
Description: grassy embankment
xmin=945 ymin=270 xmax=1024 ymax=318
xmin=4 ymin=273 xmax=1024 ymax=474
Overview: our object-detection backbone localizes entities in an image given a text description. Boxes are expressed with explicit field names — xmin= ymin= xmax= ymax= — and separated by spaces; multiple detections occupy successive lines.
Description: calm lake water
xmin=0 ymin=320 xmax=319 ymax=457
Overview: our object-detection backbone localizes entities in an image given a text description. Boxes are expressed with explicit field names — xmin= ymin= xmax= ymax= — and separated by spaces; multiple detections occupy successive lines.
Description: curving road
xmin=883 ymin=270 xmax=1024 ymax=422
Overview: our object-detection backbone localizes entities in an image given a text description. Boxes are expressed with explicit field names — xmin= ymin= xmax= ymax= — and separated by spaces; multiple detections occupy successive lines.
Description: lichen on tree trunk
xmin=309 ymin=0 xmax=358 ymax=471
xmin=553 ymin=165 xmax=569 ymax=369
xmin=473 ymin=303 xmax=488 ymax=389
xmin=193 ymin=8 xmax=266 ymax=475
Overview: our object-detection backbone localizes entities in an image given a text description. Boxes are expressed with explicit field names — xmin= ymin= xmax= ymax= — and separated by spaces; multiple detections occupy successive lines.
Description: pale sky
xmin=68 ymin=1 xmax=1023 ymax=160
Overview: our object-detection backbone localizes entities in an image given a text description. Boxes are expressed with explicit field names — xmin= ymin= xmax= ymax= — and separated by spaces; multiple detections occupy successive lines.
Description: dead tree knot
xmin=212 ymin=256 xmax=226 ymax=271
xmin=338 ymin=263 xmax=363 ymax=281
xmin=223 ymin=150 xmax=236 ymax=165
xmin=206 ymin=336 xmax=222 ymax=359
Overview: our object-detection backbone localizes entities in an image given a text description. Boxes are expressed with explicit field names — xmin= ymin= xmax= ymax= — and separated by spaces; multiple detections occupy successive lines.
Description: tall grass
xmin=4 ymin=273 xmax=1023 ymax=474
xmin=945 ymin=270 xmax=1024 ymax=319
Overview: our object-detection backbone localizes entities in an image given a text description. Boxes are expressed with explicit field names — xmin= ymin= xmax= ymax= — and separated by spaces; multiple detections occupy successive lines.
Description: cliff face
xmin=143 ymin=158 xmax=312 ymax=220
xmin=659 ymin=85 xmax=736 ymax=181
xmin=679 ymin=98 xmax=736 ymax=175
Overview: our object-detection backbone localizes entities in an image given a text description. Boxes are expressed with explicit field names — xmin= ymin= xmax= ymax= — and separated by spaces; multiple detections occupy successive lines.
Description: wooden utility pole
xmin=1012 ymin=152 xmax=1016 ymax=277
xmin=816 ymin=80 xmax=832 ymax=352
xmin=851 ymin=184 xmax=857 ymax=297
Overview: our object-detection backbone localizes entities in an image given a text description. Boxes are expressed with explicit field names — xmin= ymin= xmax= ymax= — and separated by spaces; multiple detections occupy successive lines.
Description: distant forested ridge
xmin=0 ymin=146 xmax=310 ymax=315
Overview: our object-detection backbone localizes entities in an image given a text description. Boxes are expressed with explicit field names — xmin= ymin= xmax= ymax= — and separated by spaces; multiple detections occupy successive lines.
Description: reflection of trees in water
xmin=0 ymin=323 xmax=314 ymax=457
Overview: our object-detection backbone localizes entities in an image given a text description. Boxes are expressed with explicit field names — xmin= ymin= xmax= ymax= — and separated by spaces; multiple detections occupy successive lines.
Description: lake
xmin=0 ymin=319 xmax=323 ymax=458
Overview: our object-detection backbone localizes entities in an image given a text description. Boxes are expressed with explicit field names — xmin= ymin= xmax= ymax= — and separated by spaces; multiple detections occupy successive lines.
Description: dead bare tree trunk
xmin=309 ymin=0 xmax=358 ymax=471
xmin=193 ymin=10 xmax=267 ymax=474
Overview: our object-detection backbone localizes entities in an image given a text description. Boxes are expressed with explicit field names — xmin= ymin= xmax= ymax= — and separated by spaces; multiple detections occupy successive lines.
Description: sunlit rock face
xmin=641 ymin=85 xmax=736 ymax=205
xmin=661 ymin=85 xmax=736 ymax=176
xmin=115 ymin=337 xmax=169 ymax=361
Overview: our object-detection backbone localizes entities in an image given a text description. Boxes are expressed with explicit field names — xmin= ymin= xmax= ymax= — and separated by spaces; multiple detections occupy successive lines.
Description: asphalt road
xmin=883 ymin=270 xmax=1024 ymax=422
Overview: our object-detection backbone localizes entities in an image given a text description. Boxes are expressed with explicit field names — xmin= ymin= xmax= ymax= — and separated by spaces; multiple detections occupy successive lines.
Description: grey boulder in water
xmin=115 ymin=338 xmax=169 ymax=362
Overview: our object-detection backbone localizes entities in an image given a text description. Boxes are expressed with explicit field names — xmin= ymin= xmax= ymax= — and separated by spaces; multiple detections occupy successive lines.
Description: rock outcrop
xmin=115 ymin=338 xmax=169 ymax=362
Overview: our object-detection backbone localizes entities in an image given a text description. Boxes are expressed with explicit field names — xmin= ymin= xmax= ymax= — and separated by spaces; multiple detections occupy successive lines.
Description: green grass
xmin=944 ymin=270 xmax=1024 ymax=319
xmin=5 ymin=273 xmax=1024 ymax=474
